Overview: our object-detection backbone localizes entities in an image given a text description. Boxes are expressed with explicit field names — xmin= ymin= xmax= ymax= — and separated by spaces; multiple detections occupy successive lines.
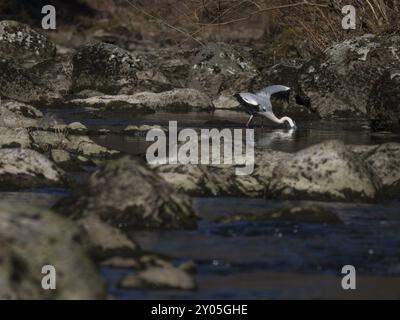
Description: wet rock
xmin=71 ymin=42 xmax=170 ymax=94
xmin=154 ymin=149 xmax=287 ymax=198
xmin=155 ymin=164 xmax=262 ymax=198
xmin=218 ymin=203 xmax=342 ymax=224
xmin=367 ymin=70 xmax=400 ymax=132
xmin=154 ymin=140 xmax=399 ymax=201
xmin=188 ymin=42 xmax=258 ymax=97
xmin=30 ymin=130 xmax=119 ymax=159
xmin=0 ymin=106 xmax=37 ymax=128
xmin=362 ymin=143 xmax=400 ymax=195
xmin=0 ymin=20 xmax=56 ymax=66
xmin=54 ymin=156 xmax=197 ymax=229
xmin=0 ymin=202 xmax=105 ymax=299
xmin=68 ymin=135 xmax=119 ymax=158
xmin=77 ymin=215 xmax=141 ymax=260
xmin=101 ymin=257 xmax=141 ymax=269
xmin=123 ymin=124 xmax=167 ymax=136
xmin=68 ymin=88 xmax=213 ymax=112
xmin=2 ymin=101 xmax=43 ymax=118
xmin=0 ymin=148 xmax=65 ymax=190
xmin=119 ymin=264 xmax=196 ymax=291
xmin=67 ymin=122 xmax=88 ymax=134
xmin=0 ymin=127 xmax=31 ymax=148
xmin=268 ymin=140 xmax=380 ymax=201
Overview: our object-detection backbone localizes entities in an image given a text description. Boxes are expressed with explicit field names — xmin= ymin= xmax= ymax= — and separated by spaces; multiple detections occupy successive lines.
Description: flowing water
xmin=3 ymin=109 xmax=400 ymax=299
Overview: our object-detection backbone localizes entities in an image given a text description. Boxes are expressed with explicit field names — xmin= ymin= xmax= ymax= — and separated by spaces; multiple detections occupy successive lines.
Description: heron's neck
xmin=279 ymin=116 xmax=296 ymax=128
xmin=264 ymin=113 xmax=295 ymax=128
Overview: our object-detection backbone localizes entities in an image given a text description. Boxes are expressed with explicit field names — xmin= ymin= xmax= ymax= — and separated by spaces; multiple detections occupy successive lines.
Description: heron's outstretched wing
xmin=257 ymin=85 xmax=291 ymax=107
xmin=257 ymin=85 xmax=291 ymax=96
xmin=234 ymin=93 xmax=263 ymax=114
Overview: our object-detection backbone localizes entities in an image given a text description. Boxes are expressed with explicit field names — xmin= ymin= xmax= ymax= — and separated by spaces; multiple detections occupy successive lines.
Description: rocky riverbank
xmin=1 ymin=19 xmax=400 ymax=299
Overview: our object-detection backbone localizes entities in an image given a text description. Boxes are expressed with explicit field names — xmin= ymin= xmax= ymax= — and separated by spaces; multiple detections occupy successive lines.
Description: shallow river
xmin=2 ymin=109 xmax=400 ymax=299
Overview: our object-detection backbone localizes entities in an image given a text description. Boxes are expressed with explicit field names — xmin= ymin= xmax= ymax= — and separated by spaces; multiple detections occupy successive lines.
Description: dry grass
xmin=84 ymin=0 xmax=399 ymax=52
xmin=1 ymin=0 xmax=398 ymax=52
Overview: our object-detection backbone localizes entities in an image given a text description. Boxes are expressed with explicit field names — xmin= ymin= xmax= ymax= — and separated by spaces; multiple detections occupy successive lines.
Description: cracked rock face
xmin=54 ymin=156 xmax=197 ymax=229
xmin=0 ymin=20 xmax=56 ymax=66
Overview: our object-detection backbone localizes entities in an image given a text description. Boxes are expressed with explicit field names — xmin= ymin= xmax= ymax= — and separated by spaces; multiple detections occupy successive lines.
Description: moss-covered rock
xmin=0 ymin=20 xmax=56 ymax=66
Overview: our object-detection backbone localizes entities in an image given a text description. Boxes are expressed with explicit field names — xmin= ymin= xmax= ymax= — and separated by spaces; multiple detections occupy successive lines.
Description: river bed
xmin=2 ymin=109 xmax=400 ymax=299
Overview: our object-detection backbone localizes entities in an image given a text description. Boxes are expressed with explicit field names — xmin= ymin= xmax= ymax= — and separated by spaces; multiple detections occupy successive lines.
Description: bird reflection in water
xmin=255 ymin=128 xmax=296 ymax=150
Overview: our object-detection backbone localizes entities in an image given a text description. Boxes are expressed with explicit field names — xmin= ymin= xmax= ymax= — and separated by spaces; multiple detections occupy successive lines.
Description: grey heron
xmin=234 ymin=85 xmax=296 ymax=128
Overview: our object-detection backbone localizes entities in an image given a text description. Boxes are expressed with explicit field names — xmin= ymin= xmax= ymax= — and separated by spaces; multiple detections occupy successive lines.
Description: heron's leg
xmin=246 ymin=115 xmax=254 ymax=127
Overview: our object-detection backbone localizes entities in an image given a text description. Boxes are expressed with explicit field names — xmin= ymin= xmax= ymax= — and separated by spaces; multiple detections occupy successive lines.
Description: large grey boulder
xmin=0 ymin=21 xmax=66 ymax=104
xmin=268 ymin=140 xmax=380 ymax=201
xmin=0 ymin=202 xmax=105 ymax=299
xmin=71 ymin=42 xmax=171 ymax=94
xmin=0 ymin=148 xmax=65 ymax=190
xmin=156 ymin=141 xmax=396 ymax=202
xmin=54 ymin=156 xmax=197 ymax=229
xmin=72 ymin=42 xmax=139 ymax=94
